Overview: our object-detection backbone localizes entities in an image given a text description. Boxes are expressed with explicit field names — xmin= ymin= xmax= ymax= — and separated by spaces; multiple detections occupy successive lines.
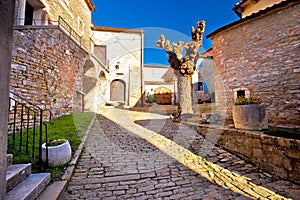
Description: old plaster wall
xmin=92 ymin=29 xmax=143 ymax=108
xmin=210 ymin=2 xmax=300 ymax=127
xmin=11 ymin=27 xmax=88 ymax=117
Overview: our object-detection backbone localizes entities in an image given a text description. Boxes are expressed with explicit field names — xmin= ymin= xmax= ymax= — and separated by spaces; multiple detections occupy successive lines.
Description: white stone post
xmin=0 ymin=1 xmax=15 ymax=199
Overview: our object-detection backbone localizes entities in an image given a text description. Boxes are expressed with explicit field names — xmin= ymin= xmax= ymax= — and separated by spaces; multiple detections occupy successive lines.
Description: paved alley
xmin=63 ymin=108 xmax=299 ymax=200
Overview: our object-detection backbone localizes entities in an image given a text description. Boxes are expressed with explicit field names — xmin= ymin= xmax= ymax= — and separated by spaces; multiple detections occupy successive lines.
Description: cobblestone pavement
xmin=63 ymin=108 xmax=300 ymax=200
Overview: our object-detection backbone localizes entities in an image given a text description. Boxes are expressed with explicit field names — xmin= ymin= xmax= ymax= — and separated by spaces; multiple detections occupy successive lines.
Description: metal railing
xmin=58 ymin=16 xmax=82 ymax=47
xmin=8 ymin=91 xmax=50 ymax=170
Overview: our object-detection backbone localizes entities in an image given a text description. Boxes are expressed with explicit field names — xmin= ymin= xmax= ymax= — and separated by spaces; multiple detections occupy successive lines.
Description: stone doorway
xmin=110 ymin=79 xmax=125 ymax=102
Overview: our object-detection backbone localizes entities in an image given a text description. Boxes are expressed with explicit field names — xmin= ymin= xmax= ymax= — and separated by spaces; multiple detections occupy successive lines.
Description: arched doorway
xmin=110 ymin=79 xmax=125 ymax=102
xmin=154 ymin=87 xmax=172 ymax=105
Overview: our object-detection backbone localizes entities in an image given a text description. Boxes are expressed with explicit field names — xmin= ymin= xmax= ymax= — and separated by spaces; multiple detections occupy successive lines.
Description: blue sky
xmin=91 ymin=0 xmax=240 ymax=65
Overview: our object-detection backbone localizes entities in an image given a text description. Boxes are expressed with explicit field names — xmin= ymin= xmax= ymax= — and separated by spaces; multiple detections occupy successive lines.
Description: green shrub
xmin=234 ymin=96 xmax=261 ymax=105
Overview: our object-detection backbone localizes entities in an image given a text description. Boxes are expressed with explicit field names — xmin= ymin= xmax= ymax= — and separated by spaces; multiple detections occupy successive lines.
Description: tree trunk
xmin=177 ymin=73 xmax=194 ymax=114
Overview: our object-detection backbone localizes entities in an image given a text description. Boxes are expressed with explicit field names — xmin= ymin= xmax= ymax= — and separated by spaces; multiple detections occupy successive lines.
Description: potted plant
xmin=232 ymin=96 xmax=268 ymax=130
xmin=42 ymin=139 xmax=72 ymax=167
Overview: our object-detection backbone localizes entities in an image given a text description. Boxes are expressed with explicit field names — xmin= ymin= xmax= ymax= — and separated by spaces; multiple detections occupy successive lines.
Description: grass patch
xmin=8 ymin=112 xmax=95 ymax=173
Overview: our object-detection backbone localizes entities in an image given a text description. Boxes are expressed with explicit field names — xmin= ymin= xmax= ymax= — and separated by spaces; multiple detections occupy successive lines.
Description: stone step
xmin=37 ymin=180 xmax=68 ymax=200
xmin=7 ymin=154 xmax=13 ymax=167
xmin=6 ymin=163 xmax=31 ymax=192
xmin=6 ymin=173 xmax=51 ymax=200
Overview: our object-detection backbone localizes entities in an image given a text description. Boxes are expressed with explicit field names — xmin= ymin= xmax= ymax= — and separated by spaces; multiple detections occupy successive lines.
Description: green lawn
xmin=7 ymin=112 xmax=95 ymax=170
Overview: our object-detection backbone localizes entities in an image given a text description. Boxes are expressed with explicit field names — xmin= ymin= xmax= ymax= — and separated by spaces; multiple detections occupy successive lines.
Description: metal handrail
xmin=8 ymin=91 xmax=49 ymax=171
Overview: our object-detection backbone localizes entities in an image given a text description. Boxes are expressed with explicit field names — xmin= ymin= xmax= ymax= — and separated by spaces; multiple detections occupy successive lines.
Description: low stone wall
xmin=189 ymin=123 xmax=300 ymax=183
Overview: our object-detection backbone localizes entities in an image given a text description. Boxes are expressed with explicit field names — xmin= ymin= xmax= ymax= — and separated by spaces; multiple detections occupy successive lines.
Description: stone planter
xmin=232 ymin=104 xmax=268 ymax=130
xmin=42 ymin=139 xmax=72 ymax=167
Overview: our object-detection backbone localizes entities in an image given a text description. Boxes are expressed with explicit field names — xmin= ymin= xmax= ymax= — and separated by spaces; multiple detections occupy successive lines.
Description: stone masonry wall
xmin=210 ymin=2 xmax=300 ymax=127
xmin=11 ymin=27 xmax=88 ymax=117
xmin=195 ymin=125 xmax=300 ymax=183
xmin=46 ymin=0 xmax=93 ymax=51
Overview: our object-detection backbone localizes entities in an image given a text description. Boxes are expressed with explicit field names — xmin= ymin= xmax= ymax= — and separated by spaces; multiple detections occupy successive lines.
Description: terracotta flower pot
xmin=42 ymin=139 xmax=72 ymax=167
xmin=232 ymin=104 xmax=268 ymax=130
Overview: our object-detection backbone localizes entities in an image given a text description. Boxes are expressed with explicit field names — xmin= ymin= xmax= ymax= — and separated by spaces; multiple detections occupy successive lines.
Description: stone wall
xmin=194 ymin=125 xmax=300 ymax=183
xmin=210 ymin=2 xmax=300 ymax=127
xmin=11 ymin=27 xmax=88 ymax=117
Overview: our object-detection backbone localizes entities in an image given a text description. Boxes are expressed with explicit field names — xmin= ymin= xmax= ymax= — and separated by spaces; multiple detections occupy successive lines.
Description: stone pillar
xmin=0 ymin=1 xmax=16 ymax=199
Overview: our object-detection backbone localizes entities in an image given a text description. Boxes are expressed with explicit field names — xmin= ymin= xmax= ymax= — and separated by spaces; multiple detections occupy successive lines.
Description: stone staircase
xmin=6 ymin=154 xmax=50 ymax=200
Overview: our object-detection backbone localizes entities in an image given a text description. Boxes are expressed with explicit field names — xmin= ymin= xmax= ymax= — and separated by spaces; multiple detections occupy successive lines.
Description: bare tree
xmin=156 ymin=21 xmax=205 ymax=116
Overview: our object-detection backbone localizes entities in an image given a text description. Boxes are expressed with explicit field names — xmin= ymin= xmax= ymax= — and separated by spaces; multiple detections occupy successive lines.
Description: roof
xmin=85 ymin=0 xmax=95 ymax=11
xmin=92 ymin=26 xmax=144 ymax=34
xmin=144 ymin=64 xmax=169 ymax=69
xmin=207 ymin=0 xmax=298 ymax=38
xmin=161 ymin=68 xmax=175 ymax=82
xmin=199 ymin=48 xmax=213 ymax=57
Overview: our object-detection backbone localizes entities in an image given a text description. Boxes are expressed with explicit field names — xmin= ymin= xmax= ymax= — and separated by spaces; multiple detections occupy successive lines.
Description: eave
xmin=85 ymin=0 xmax=95 ymax=11
xmin=207 ymin=0 xmax=298 ymax=39
xmin=92 ymin=26 xmax=144 ymax=34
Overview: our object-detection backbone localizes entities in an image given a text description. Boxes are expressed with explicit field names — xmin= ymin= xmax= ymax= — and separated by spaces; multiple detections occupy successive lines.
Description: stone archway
xmin=110 ymin=79 xmax=125 ymax=102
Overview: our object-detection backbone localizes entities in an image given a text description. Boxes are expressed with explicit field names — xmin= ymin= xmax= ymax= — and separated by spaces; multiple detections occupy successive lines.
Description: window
xmin=94 ymin=45 xmax=107 ymax=65
xmin=24 ymin=2 xmax=34 ymax=25
xmin=18 ymin=0 xmax=47 ymax=25
xmin=237 ymin=90 xmax=246 ymax=98
xmin=197 ymin=81 xmax=204 ymax=92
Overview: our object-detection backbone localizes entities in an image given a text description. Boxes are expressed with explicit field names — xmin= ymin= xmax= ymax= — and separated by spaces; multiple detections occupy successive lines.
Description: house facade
xmin=86 ymin=26 xmax=144 ymax=110
xmin=207 ymin=0 xmax=300 ymax=127
xmin=144 ymin=65 xmax=175 ymax=105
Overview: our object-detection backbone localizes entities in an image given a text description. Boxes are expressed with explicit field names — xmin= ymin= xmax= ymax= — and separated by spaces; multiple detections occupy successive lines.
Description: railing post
xmin=82 ymin=94 xmax=84 ymax=112
xmin=38 ymin=109 xmax=43 ymax=171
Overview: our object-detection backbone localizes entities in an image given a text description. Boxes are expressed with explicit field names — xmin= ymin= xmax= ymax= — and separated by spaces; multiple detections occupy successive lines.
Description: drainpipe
xmin=128 ymin=65 xmax=130 ymax=106
xmin=140 ymin=31 xmax=144 ymax=107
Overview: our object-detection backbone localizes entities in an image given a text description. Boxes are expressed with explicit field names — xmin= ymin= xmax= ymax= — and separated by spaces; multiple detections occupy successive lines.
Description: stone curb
xmin=38 ymin=113 xmax=97 ymax=200
xmin=61 ymin=113 xmax=97 ymax=181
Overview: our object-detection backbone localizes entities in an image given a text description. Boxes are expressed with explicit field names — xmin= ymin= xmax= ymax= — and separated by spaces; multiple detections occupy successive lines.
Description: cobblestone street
xmin=63 ymin=108 xmax=300 ymax=199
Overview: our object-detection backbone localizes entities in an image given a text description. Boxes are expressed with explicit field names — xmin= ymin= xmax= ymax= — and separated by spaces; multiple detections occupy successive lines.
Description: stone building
xmin=15 ymin=0 xmax=95 ymax=51
xmin=12 ymin=0 xmax=95 ymax=117
xmin=10 ymin=0 xmax=144 ymax=116
xmin=85 ymin=26 xmax=144 ymax=110
xmin=193 ymin=49 xmax=215 ymax=104
xmin=144 ymin=65 xmax=175 ymax=105
xmin=207 ymin=0 xmax=300 ymax=127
